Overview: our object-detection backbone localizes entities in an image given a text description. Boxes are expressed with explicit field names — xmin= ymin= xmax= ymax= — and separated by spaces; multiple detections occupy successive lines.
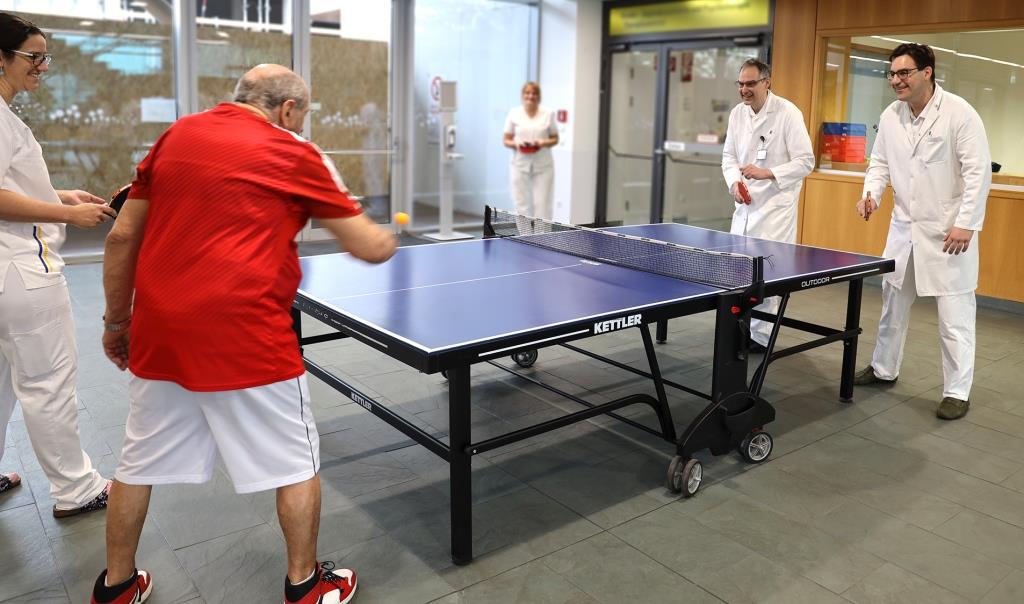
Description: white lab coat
xmin=863 ymin=85 xmax=991 ymax=296
xmin=722 ymin=92 xmax=814 ymax=243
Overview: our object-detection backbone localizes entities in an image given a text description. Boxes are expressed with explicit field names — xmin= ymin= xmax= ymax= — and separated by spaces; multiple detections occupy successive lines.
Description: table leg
xmin=840 ymin=279 xmax=864 ymax=402
xmin=448 ymin=365 xmax=473 ymax=565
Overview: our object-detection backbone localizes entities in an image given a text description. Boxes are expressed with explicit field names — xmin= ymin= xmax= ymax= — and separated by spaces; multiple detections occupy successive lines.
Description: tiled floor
xmin=3 ymin=253 xmax=1024 ymax=603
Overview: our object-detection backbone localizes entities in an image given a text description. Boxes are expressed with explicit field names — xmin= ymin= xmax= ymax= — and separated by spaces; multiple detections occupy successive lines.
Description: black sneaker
xmin=54 ymin=480 xmax=110 ymax=518
xmin=0 ymin=472 xmax=21 ymax=494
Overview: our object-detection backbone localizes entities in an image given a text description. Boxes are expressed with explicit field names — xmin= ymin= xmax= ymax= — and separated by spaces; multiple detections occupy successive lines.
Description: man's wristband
xmin=103 ymin=315 xmax=131 ymax=332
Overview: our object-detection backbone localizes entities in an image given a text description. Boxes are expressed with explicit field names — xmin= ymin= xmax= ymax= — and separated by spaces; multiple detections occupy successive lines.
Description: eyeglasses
xmin=735 ymin=77 xmax=767 ymax=89
xmin=885 ymin=68 xmax=919 ymax=81
xmin=5 ymin=49 xmax=53 ymax=67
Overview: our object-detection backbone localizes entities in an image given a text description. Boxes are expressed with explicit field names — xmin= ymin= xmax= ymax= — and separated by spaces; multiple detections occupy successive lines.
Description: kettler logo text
xmin=801 ymin=277 xmax=830 ymax=288
xmin=593 ymin=314 xmax=642 ymax=334
xmin=350 ymin=392 xmax=372 ymax=411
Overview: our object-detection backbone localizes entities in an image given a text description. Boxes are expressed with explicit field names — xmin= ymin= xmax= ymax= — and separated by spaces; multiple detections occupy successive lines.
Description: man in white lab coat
xmin=722 ymin=58 xmax=815 ymax=350
xmin=855 ymin=43 xmax=991 ymax=420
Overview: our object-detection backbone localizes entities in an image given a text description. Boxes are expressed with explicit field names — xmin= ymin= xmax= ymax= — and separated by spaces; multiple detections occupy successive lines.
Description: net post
xmin=482 ymin=205 xmax=496 ymax=238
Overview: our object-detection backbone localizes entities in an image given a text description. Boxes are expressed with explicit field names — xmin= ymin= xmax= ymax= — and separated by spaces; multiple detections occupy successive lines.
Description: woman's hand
xmin=65 ymin=203 xmax=117 ymax=227
xmin=58 ymin=189 xmax=105 ymax=206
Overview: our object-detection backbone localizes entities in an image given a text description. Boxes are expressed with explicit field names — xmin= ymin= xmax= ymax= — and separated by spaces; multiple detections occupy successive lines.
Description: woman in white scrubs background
xmin=0 ymin=12 xmax=117 ymax=516
xmin=503 ymin=81 xmax=559 ymax=220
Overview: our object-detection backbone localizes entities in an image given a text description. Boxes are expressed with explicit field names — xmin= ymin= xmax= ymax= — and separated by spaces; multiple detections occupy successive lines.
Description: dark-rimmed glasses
xmin=735 ymin=77 xmax=767 ymax=89
xmin=885 ymin=68 xmax=919 ymax=81
xmin=5 ymin=49 xmax=53 ymax=67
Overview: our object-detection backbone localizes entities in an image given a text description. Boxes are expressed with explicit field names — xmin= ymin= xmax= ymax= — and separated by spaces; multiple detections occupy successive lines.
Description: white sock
xmin=289 ymin=567 xmax=317 ymax=586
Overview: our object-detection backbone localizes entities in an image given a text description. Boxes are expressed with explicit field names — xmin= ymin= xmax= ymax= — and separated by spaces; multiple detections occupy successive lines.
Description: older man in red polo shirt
xmin=92 ymin=64 xmax=395 ymax=604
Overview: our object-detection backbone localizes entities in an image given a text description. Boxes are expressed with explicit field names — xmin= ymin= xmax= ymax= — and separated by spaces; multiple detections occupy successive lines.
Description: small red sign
xmin=557 ymin=109 xmax=568 ymax=123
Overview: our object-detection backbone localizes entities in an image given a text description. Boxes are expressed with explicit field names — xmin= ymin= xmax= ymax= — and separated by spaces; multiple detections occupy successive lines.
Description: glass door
xmin=604 ymin=49 xmax=659 ymax=226
xmin=661 ymin=46 xmax=760 ymax=230
xmin=602 ymin=41 xmax=763 ymax=227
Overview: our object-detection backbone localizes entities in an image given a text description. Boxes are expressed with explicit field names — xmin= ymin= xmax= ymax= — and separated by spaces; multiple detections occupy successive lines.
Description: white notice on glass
xmin=140 ymin=98 xmax=177 ymax=123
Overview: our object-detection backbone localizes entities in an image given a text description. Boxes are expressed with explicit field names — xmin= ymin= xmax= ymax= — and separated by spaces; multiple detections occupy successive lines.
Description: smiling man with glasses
xmin=721 ymin=58 xmax=814 ymax=353
xmin=854 ymin=43 xmax=992 ymax=421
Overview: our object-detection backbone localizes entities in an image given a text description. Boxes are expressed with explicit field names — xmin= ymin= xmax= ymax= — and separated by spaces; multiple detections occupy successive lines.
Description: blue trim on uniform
xmin=32 ymin=226 xmax=49 ymax=273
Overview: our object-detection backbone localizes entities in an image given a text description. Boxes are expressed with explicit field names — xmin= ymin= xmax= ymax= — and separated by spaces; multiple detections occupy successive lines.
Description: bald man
xmin=91 ymin=65 xmax=395 ymax=604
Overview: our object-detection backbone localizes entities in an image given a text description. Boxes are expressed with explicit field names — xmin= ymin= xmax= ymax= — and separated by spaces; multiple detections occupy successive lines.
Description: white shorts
xmin=115 ymin=373 xmax=320 ymax=494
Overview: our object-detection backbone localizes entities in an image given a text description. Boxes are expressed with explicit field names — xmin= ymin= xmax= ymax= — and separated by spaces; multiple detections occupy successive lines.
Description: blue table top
xmin=298 ymin=223 xmax=887 ymax=354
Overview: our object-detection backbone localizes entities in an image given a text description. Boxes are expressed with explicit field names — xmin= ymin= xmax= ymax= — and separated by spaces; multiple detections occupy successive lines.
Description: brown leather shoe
xmin=936 ymin=397 xmax=970 ymax=420
xmin=853 ymin=365 xmax=897 ymax=386
xmin=53 ymin=480 xmax=110 ymax=518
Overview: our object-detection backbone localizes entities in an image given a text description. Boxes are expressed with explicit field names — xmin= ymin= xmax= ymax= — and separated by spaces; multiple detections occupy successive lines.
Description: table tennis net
xmin=484 ymin=208 xmax=760 ymax=291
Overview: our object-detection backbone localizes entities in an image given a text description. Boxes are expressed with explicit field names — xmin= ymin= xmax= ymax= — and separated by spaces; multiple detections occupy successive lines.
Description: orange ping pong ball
xmin=394 ymin=212 xmax=410 ymax=225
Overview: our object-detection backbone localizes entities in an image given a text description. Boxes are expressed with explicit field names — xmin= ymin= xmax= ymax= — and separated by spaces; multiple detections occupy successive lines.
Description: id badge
xmin=756 ymin=148 xmax=767 ymax=161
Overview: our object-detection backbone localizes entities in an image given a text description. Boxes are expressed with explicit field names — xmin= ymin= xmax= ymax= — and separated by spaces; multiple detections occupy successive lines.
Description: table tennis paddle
xmin=109 ymin=185 xmax=130 ymax=212
xmin=737 ymin=181 xmax=751 ymax=205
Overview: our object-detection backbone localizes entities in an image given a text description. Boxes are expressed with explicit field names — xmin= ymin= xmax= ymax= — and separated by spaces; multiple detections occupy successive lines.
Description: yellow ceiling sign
xmin=609 ymin=0 xmax=770 ymax=36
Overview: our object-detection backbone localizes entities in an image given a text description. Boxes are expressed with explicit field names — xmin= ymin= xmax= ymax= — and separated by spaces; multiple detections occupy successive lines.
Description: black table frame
xmin=292 ymin=257 xmax=892 ymax=565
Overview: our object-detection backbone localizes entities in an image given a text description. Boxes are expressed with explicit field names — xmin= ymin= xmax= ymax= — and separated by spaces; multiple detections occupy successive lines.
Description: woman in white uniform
xmin=0 ymin=12 xmax=116 ymax=515
xmin=503 ymin=81 xmax=559 ymax=219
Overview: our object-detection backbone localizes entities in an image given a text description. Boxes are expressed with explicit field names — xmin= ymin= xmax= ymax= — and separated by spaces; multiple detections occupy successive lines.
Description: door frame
xmin=596 ymin=0 xmax=773 ymax=225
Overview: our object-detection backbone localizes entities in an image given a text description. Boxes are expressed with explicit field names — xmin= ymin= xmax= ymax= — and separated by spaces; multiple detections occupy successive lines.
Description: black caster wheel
xmin=666 ymin=455 xmax=702 ymax=497
xmin=441 ymin=369 xmax=448 ymax=380
xmin=512 ymin=349 xmax=538 ymax=368
xmin=739 ymin=430 xmax=773 ymax=464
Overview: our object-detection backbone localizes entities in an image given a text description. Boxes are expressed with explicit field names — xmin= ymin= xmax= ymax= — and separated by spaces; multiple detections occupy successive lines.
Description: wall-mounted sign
xmin=609 ymin=0 xmax=770 ymax=37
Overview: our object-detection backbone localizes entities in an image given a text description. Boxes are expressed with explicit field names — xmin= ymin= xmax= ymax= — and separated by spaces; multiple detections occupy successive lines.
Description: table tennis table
xmin=292 ymin=207 xmax=894 ymax=565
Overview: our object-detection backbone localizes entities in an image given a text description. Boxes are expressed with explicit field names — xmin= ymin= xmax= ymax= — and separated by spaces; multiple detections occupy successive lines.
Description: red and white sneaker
xmin=90 ymin=569 xmax=153 ymax=604
xmin=285 ymin=561 xmax=357 ymax=604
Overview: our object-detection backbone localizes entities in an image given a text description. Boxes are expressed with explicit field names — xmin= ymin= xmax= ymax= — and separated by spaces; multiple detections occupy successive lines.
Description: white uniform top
xmin=721 ymin=92 xmax=814 ymax=243
xmin=504 ymin=105 xmax=558 ymax=170
xmin=0 ymin=97 xmax=66 ymax=293
xmin=863 ymin=85 xmax=991 ymax=296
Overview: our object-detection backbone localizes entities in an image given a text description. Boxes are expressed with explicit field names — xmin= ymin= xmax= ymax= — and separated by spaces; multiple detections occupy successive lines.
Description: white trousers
xmin=870 ymin=251 xmax=976 ymax=400
xmin=750 ymin=296 xmax=781 ymax=347
xmin=510 ymin=162 xmax=554 ymax=220
xmin=0 ymin=265 xmax=106 ymax=507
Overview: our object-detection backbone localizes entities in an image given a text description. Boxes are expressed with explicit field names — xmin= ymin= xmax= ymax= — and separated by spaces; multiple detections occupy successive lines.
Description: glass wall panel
xmin=196 ymin=0 xmax=291 ymax=111
xmin=3 ymin=2 xmax=173 ymax=259
xmin=413 ymin=0 xmax=535 ymax=229
xmin=309 ymin=1 xmax=392 ymax=223
xmin=818 ymin=30 xmax=1024 ymax=183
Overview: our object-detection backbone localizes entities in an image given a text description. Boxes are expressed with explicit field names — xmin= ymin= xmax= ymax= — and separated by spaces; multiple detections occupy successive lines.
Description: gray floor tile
xmin=175 ymin=524 xmax=285 ymax=604
xmin=51 ymin=523 xmax=199 ymax=603
xmin=982 ymin=569 xmax=1024 ymax=604
xmin=0 ymin=506 xmax=60 ymax=601
xmin=147 ymin=471 xmax=266 ymax=550
xmin=932 ymin=510 xmax=1024 ymax=570
xmin=540 ymin=532 xmax=722 ymax=603
xmin=694 ymin=495 xmax=885 ymax=594
xmin=841 ymin=562 xmax=971 ymax=604
xmin=429 ymin=559 xmax=597 ymax=604
xmin=0 ymin=586 xmax=71 ymax=603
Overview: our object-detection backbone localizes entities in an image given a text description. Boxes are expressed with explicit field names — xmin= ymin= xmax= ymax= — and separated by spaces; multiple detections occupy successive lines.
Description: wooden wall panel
xmin=770 ymin=0 xmax=817 ymax=122
xmin=802 ymin=174 xmax=1024 ymax=302
xmin=814 ymin=0 xmax=1024 ymax=33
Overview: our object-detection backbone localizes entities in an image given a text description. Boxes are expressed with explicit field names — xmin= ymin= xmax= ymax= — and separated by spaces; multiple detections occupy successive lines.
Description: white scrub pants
xmin=870 ymin=251 xmax=976 ymax=400
xmin=510 ymin=161 xmax=554 ymax=220
xmin=0 ymin=265 xmax=107 ymax=507
xmin=750 ymin=297 xmax=781 ymax=348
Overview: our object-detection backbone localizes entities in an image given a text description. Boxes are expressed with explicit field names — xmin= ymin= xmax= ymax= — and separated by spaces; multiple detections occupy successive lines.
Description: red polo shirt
xmin=127 ymin=103 xmax=362 ymax=391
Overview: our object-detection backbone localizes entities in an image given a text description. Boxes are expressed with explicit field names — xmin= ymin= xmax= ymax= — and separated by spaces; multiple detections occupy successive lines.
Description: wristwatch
xmin=103 ymin=315 xmax=131 ymax=332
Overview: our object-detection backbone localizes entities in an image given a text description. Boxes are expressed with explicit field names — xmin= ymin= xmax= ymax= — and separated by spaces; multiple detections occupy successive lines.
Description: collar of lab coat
xmin=744 ymin=91 xmax=777 ymax=119
xmin=899 ymin=84 xmax=944 ymax=152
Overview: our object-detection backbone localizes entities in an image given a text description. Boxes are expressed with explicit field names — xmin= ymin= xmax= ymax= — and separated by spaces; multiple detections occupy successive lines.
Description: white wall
xmin=539 ymin=0 xmax=602 ymax=224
